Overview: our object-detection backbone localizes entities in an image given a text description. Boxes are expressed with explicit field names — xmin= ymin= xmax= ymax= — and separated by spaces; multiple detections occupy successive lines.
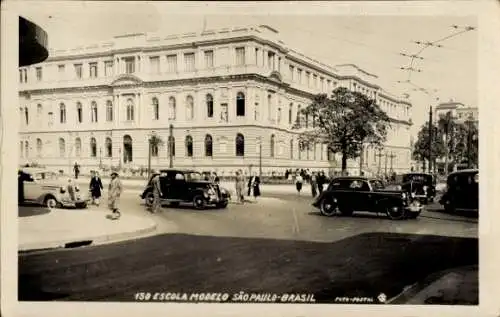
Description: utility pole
xmin=169 ymin=124 xmax=174 ymax=168
xmin=428 ymin=106 xmax=433 ymax=173
xmin=147 ymin=132 xmax=153 ymax=179
xmin=389 ymin=151 xmax=396 ymax=174
xmin=359 ymin=143 xmax=364 ymax=176
xmin=258 ymin=137 xmax=262 ymax=179
xmin=376 ymin=149 xmax=384 ymax=176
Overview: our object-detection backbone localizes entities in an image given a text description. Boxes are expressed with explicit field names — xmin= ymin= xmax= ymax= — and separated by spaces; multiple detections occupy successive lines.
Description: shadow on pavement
xmin=18 ymin=232 xmax=478 ymax=304
xmin=18 ymin=205 xmax=52 ymax=217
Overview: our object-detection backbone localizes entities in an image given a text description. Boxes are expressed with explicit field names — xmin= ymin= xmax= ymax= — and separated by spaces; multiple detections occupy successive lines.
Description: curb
xmin=18 ymin=217 xmax=158 ymax=253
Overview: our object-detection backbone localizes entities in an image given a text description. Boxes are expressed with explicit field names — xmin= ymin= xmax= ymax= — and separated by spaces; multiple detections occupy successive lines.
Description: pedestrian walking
xmin=73 ymin=162 xmax=80 ymax=179
xmin=107 ymin=172 xmax=123 ymax=220
xmin=150 ymin=172 xmax=163 ymax=213
xmin=247 ymin=173 xmax=261 ymax=201
xmin=238 ymin=169 xmax=246 ymax=203
xmin=89 ymin=171 xmax=103 ymax=206
xmin=235 ymin=171 xmax=243 ymax=204
xmin=295 ymin=174 xmax=303 ymax=195
xmin=310 ymin=172 xmax=318 ymax=197
xmin=67 ymin=178 xmax=77 ymax=204
xmin=317 ymin=171 xmax=325 ymax=195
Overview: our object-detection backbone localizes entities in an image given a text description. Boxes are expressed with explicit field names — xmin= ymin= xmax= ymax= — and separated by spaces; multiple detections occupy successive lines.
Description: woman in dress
xmin=248 ymin=173 xmax=261 ymax=201
xmin=89 ymin=171 xmax=104 ymax=206
xmin=295 ymin=173 xmax=303 ymax=195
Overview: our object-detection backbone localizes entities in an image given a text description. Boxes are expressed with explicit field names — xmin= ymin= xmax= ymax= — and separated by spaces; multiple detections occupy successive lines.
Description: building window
xmin=20 ymin=141 xmax=23 ymax=158
xmin=90 ymin=137 xmax=97 ymax=157
xmin=59 ymin=138 xmax=66 ymax=158
xmin=91 ymin=101 xmax=98 ymax=122
xmin=167 ymin=54 xmax=177 ymax=72
xmin=58 ymin=65 xmax=65 ymax=78
xmin=19 ymin=68 xmax=28 ymax=83
xmin=36 ymin=138 xmax=42 ymax=157
xmin=277 ymin=108 xmax=282 ymax=124
xmin=168 ymin=136 xmax=175 ymax=157
xmin=290 ymin=139 xmax=294 ymax=159
xmin=37 ymin=104 xmax=42 ymax=117
xmin=236 ymin=92 xmax=245 ymax=117
xmin=206 ymin=94 xmax=214 ymax=118
xmin=24 ymin=107 xmax=29 ymax=125
xmin=125 ymin=57 xmax=135 ymax=74
xmin=204 ymin=50 xmax=214 ymax=68
xmin=254 ymin=103 xmax=259 ymax=121
xmin=267 ymin=52 xmax=275 ymax=70
xmin=89 ymin=62 xmax=98 ymax=78
xmin=59 ymin=103 xmax=66 ymax=123
xmin=235 ymin=133 xmax=245 ymax=157
xmin=186 ymin=95 xmax=194 ymax=120
xmin=289 ymin=103 xmax=293 ymax=124
xmin=184 ymin=53 xmax=195 ymax=72
xmin=150 ymin=56 xmax=160 ymax=74
xmin=126 ymin=98 xmax=134 ymax=121
xmin=169 ymin=97 xmax=176 ymax=120
xmin=36 ymin=67 xmax=42 ymax=81
xmin=152 ymin=97 xmax=159 ymax=120
xmin=255 ymin=48 xmax=259 ymax=65
xmin=77 ymin=102 xmax=83 ymax=123
xmin=185 ymin=135 xmax=193 ymax=157
xmin=24 ymin=141 xmax=29 ymax=158
xmin=105 ymin=61 xmax=113 ymax=76
xmin=123 ymin=135 xmax=133 ymax=163
xmin=313 ymin=74 xmax=317 ymax=88
xmin=74 ymin=64 xmax=82 ymax=79
xmin=289 ymin=65 xmax=294 ymax=81
xmin=106 ymin=101 xmax=113 ymax=122
xmin=305 ymin=113 xmax=309 ymax=128
xmin=306 ymin=72 xmax=311 ymax=87
xmin=267 ymin=94 xmax=272 ymax=120
xmin=105 ymin=137 xmax=112 ymax=157
xmin=220 ymin=103 xmax=228 ymax=122
xmin=270 ymin=134 xmax=275 ymax=158
xmin=205 ymin=134 xmax=213 ymax=157
xmin=296 ymin=105 xmax=301 ymax=127
xmin=236 ymin=47 xmax=246 ymax=66
xmin=297 ymin=69 xmax=302 ymax=83
xmin=48 ymin=112 xmax=54 ymax=126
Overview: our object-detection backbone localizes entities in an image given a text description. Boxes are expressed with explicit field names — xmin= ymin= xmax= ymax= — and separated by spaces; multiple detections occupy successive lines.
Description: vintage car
xmin=400 ymin=172 xmax=436 ymax=205
xmin=140 ymin=169 xmax=231 ymax=209
xmin=19 ymin=168 xmax=89 ymax=209
xmin=312 ymin=176 xmax=423 ymax=220
xmin=439 ymin=169 xmax=478 ymax=214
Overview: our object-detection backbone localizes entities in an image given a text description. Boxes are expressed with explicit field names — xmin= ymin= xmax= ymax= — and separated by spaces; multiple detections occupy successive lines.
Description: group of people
xmin=294 ymin=171 xmax=329 ymax=197
xmin=234 ymin=170 xmax=261 ymax=204
xmin=88 ymin=170 xmax=123 ymax=220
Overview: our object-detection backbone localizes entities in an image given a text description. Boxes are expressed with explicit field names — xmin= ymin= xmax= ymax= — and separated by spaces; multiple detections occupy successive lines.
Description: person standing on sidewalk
xmin=248 ymin=173 xmax=261 ymax=202
xmin=108 ymin=172 xmax=123 ymax=220
xmin=310 ymin=172 xmax=318 ymax=197
xmin=89 ymin=171 xmax=103 ymax=206
xmin=295 ymin=173 xmax=303 ymax=196
xmin=150 ymin=173 xmax=163 ymax=213
xmin=73 ymin=162 xmax=80 ymax=179
xmin=235 ymin=170 xmax=245 ymax=204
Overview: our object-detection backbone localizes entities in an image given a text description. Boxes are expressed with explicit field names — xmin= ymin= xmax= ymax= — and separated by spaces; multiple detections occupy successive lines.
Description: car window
xmin=174 ymin=173 xmax=185 ymax=181
xmin=186 ymin=172 xmax=203 ymax=181
xmin=349 ymin=180 xmax=366 ymax=191
xmin=370 ymin=180 xmax=385 ymax=190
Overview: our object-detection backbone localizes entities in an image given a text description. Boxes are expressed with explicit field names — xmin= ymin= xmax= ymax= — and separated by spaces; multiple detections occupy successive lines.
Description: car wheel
xmin=320 ymin=197 xmax=338 ymax=217
xmin=145 ymin=192 xmax=154 ymax=207
xmin=386 ymin=205 xmax=406 ymax=220
xmin=193 ymin=195 xmax=206 ymax=210
xmin=44 ymin=196 xmax=58 ymax=209
xmin=216 ymin=201 xmax=228 ymax=209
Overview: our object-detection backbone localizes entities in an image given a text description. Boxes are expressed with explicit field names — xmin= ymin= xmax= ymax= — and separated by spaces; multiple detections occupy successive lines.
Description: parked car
xmin=439 ymin=169 xmax=478 ymax=214
xmin=19 ymin=168 xmax=89 ymax=209
xmin=312 ymin=176 xmax=423 ymax=220
xmin=401 ymin=172 xmax=436 ymax=205
xmin=140 ymin=169 xmax=231 ymax=209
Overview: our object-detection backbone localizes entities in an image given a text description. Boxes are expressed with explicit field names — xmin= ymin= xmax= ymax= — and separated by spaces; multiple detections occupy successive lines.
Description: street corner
xmin=18 ymin=208 xmax=158 ymax=252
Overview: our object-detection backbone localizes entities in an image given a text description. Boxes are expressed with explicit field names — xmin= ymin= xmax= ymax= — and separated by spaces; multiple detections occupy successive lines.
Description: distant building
xmin=435 ymin=100 xmax=478 ymax=124
xmin=18 ymin=25 xmax=413 ymax=177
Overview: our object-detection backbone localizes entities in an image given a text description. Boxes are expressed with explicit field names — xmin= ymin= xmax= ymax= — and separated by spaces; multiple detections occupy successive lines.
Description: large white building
xmin=18 ymin=25 xmax=413 ymax=177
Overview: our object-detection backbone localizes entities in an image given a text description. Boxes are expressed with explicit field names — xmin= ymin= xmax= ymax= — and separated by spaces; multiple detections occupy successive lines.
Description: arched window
xmin=185 ymin=135 xmax=193 ymax=157
xmin=126 ymin=99 xmax=134 ymax=121
xmin=186 ymin=95 xmax=194 ymax=120
xmin=75 ymin=138 xmax=81 ymax=157
xmin=36 ymin=138 xmax=42 ymax=157
xmin=91 ymin=101 xmax=98 ymax=122
xmin=206 ymin=94 xmax=214 ymax=118
xmin=37 ymin=104 xmax=43 ymax=117
xmin=123 ymin=135 xmax=133 ymax=163
xmin=106 ymin=100 xmax=113 ymax=122
xmin=277 ymin=108 xmax=282 ymax=124
xmin=59 ymin=138 xmax=66 ymax=158
xmin=77 ymin=102 xmax=83 ymax=123
xmin=305 ymin=113 xmax=309 ymax=128
xmin=105 ymin=137 xmax=112 ymax=157
xmin=24 ymin=107 xmax=29 ymax=125
xmin=25 ymin=141 xmax=29 ymax=158
xmin=169 ymin=97 xmax=176 ymax=120
xmin=270 ymin=134 xmax=275 ymax=158
xmin=267 ymin=94 xmax=272 ymax=120
xmin=90 ymin=137 xmax=97 ymax=157
xmin=296 ymin=105 xmax=301 ymax=126
xmin=235 ymin=133 xmax=245 ymax=156
xmin=59 ymin=103 xmax=66 ymax=123
xmin=152 ymin=97 xmax=159 ymax=120
xmin=168 ymin=136 xmax=175 ymax=157
xmin=205 ymin=134 xmax=213 ymax=157
xmin=236 ymin=92 xmax=245 ymax=116
xmin=290 ymin=138 xmax=294 ymax=159
xmin=288 ymin=103 xmax=293 ymax=124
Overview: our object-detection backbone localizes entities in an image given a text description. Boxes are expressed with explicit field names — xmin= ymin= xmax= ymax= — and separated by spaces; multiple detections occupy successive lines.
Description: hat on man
xmin=110 ymin=171 xmax=119 ymax=177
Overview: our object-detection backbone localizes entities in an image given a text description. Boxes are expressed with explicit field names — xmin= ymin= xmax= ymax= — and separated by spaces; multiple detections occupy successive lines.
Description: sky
xmin=15 ymin=1 xmax=477 ymax=139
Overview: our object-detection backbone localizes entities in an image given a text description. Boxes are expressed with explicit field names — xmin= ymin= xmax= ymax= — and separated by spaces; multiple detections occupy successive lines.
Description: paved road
xmin=18 ymin=192 xmax=478 ymax=303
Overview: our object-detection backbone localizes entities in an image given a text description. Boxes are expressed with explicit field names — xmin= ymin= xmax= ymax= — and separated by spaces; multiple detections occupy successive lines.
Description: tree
xmin=450 ymin=120 xmax=478 ymax=168
xmin=437 ymin=111 xmax=456 ymax=173
xmin=412 ymin=121 xmax=446 ymax=172
xmin=294 ymin=87 xmax=390 ymax=173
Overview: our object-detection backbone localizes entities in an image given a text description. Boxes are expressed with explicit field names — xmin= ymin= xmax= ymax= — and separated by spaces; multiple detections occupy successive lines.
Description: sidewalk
xmin=19 ymin=208 xmax=157 ymax=252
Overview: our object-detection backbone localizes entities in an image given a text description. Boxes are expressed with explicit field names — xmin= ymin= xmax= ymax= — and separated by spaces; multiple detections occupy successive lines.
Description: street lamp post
xmin=99 ymin=147 xmax=102 ymax=170
xmin=257 ymin=137 xmax=262 ymax=179
xmin=376 ymin=148 xmax=384 ymax=176
xmin=168 ymin=124 xmax=174 ymax=168
xmin=428 ymin=106 xmax=433 ymax=173
xmin=359 ymin=143 xmax=364 ymax=176
xmin=389 ymin=151 xmax=396 ymax=174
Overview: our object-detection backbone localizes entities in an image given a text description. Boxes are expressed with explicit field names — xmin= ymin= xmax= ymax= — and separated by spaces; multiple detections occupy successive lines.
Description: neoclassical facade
xmin=18 ymin=25 xmax=413 ymax=176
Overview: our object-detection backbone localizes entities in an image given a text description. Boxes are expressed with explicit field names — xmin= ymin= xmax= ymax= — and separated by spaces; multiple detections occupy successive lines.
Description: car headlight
xmin=423 ymin=186 xmax=428 ymax=193
xmin=60 ymin=187 xmax=66 ymax=194
xmin=402 ymin=193 xmax=407 ymax=199
xmin=411 ymin=192 xmax=416 ymax=198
